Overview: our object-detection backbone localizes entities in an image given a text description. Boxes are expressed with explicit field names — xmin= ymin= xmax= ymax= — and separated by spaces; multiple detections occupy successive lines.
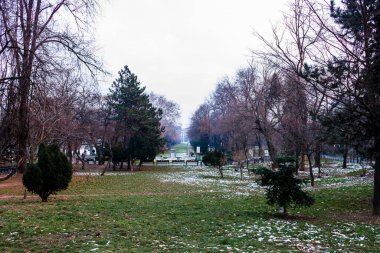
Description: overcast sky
xmin=95 ymin=0 xmax=288 ymax=127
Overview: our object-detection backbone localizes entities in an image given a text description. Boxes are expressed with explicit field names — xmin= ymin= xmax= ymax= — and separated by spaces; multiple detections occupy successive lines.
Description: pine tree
xmin=107 ymin=65 xmax=164 ymax=170
xmin=23 ymin=143 xmax=72 ymax=202
xmin=202 ymin=150 xmax=227 ymax=178
xmin=308 ymin=0 xmax=380 ymax=215
xmin=256 ymin=156 xmax=314 ymax=216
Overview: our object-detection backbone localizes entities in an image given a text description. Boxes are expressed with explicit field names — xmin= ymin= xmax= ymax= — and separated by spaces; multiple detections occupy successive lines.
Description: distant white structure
xmin=181 ymin=128 xmax=189 ymax=144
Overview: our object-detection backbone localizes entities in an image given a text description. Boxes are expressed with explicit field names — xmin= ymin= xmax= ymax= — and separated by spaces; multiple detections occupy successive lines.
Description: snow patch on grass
xmin=156 ymin=167 xmax=260 ymax=195
xmin=156 ymin=166 xmax=371 ymax=195
xmin=74 ymin=172 xmax=134 ymax=176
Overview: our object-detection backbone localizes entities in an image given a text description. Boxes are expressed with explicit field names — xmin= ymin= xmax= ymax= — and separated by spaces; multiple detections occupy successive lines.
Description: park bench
xmin=172 ymin=160 xmax=186 ymax=165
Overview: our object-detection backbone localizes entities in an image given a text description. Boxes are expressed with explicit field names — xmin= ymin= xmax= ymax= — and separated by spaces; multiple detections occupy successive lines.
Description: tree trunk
xmin=315 ymin=146 xmax=321 ymax=168
xmin=17 ymin=18 xmax=37 ymax=172
xmin=295 ymin=150 xmax=300 ymax=175
xmin=307 ymin=153 xmax=315 ymax=187
xmin=258 ymin=136 xmax=264 ymax=158
xmin=315 ymin=144 xmax=322 ymax=178
xmin=343 ymin=145 xmax=348 ymax=169
xmin=281 ymin=205 xmax=287 ymax=217
xmin=218 ymin=166 xmax=224 ymax=178
xmin=131 ymin=160 xmax=136 ymax=172
xmin=29 ymin=146 xmax=35 ymax=163
xmin=41 ymin=193 xmax=49 ymax=202
xmin=264 ymin=133 xmax=277 ymax=169
xmin=16 ymin=156 xmax=26 ymax=175
xmin=373 ymin=137 xmax=380 ymax=215
xmin=68 ymin=141 xmax=73 ymax=164
xmin=75 ymin=153 xmax=85 ymax=170
xmin=100 ymin=160 xmax=111 ymax=176
xmin=300 ymin=153 xmax=305 ymax=171
xmin=17 ymin=72 xmax=32 ymax=173
xmin=138 ymin=160 xmax=143 ymax=171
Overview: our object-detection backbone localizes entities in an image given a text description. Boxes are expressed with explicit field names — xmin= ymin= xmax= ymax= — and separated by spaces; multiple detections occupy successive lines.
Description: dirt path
xmin=0 ymin=191 xmax=198 ymax=201
xmin=0 ymin=173 xmax=22 ymax=188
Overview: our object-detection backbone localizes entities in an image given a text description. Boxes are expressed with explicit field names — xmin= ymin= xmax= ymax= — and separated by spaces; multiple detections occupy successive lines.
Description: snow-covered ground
xmin=73 ymin=163 xmax=373 ymax=196
xmin=155 ymin=165 xmax=373 ymax=196
xmin=156 ymin=166 xmax=261 ymax=196
xmin=74 ymin=172 xmax=135 ymax=176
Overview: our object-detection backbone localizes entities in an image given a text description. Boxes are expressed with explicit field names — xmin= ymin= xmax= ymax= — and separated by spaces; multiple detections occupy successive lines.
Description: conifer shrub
xmin=256 ymin=156 xmax=314 ymax=216
xmin=202 ymin=150 xmax=227 ymax=178
xmin=23 ymin=143 xmax=72 ymax=202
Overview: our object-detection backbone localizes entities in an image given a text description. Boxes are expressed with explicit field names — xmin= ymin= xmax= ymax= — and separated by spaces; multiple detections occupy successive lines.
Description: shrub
xmin=23 ymin=143 xmax=72 ymax=202
xmin=256 ymin=156 xmax=314 ymax=216
xmin=202 ymin=150 xmax=227 ymax=178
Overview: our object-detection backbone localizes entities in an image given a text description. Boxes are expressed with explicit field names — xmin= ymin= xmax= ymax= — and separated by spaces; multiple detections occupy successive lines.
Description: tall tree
xmin=228 ymin=66 xmax=284 ymax=167
xmin=188 ymin=102 xmax=212 ymax=154
xmin=149 ymin=92 xmax=181 ymax=148
xmin=304 ymin=0 xmax=380 ymax=215
xmin=107 ymin=65 xmax=164 ymax=170
xmin=0 ymin=0 xmax=102 ymax=170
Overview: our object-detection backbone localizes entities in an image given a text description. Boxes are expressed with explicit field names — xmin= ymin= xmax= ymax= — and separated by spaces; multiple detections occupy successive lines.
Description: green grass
xmin=159 ymin=144 xmax=192 ymax=157
xmin=320 ymin=158 xmax=339 ymax=164
xmin=0 ymin=167 xmax=379 ymax=252
xmin=346 ymin=169 xmax=367 ymax=177
xmin=173 ymin=143 xmax=191 ymax=151
xmin=314 ymin=177 xmax=350 ymax=186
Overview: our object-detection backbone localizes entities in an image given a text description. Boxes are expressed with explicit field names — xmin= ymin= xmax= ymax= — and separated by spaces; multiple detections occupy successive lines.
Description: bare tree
xmin=0 ymin=0 xmax=103 ymax=170
xmin=188 ymin=102 xmax=212 ymax=154
xmin=149 ymin=92 xmax=181 ymax=148
xmin=252 ymin=0 xmax=328 ymax=181
xmin=225 ymin=66 xmax=284 ymax=168
xmin=302 ymin=0 xmax=380 ymax=215
xmin=211 ymin=76 xmax=260 ymax=173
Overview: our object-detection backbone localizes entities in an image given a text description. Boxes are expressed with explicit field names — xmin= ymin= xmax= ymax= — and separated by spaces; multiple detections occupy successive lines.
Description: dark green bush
xmin=111 ymin=143 xmax=126 ymax=165
xmin=275 ymin=156 xmax=296 ymax=165
xmin=23 ymin=143 xmax=72 ymax=202
xmin=202 ymin=150 xmax=227 ymax=178
xmin=256 ymin=156 xmax=314 ymax=216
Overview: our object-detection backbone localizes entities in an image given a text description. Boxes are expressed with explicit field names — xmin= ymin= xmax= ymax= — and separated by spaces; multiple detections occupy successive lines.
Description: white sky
xmin=95 ymin=0 xmax=287 ymax=127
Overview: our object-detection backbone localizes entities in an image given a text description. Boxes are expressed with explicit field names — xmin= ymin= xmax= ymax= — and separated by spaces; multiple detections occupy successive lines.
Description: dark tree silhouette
xmin=23 ymin=144 xmax=72 ymax=202
xmin=256 ymin=157 xmax=315 ymax=216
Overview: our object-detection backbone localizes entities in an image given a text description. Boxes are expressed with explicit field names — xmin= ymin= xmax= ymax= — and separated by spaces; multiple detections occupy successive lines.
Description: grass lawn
xmin=174 ymin=144 xmax=192 ymax=154
xmin=0 ymin=166 xmax=379 ymax=252
xmin=159 ymin=144 xmax=192 ymax=157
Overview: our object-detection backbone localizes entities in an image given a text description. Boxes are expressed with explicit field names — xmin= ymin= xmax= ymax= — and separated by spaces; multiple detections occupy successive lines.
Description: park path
xmin=0 ymin=191 xmax=194 ymax=201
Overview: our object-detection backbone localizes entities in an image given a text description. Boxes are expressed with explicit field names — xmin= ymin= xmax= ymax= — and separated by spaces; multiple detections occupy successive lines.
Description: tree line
xmin=0 ymin=1 xmax=181 ymax=171
xmin=188 ymin=0 xmax=380 ymax=216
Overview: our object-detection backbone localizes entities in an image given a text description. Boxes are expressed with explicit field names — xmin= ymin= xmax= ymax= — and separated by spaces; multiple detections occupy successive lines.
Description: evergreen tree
xmin=306 ymin=0 xmax=380 ymax=215
xmin=23 ymin=144 xmax=72 ymax=202
xmin=107 ymin=65 xmax=164 ymax=170
xmin=128 ymin=134 xmax=160 ymax=169
xmin=256 ymin=157 xmax=314 ymax=216
xmin=202 ymin=150 xmax=227 ymax=178
xmin=111 ymin=143 xmax=126 ymax=170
